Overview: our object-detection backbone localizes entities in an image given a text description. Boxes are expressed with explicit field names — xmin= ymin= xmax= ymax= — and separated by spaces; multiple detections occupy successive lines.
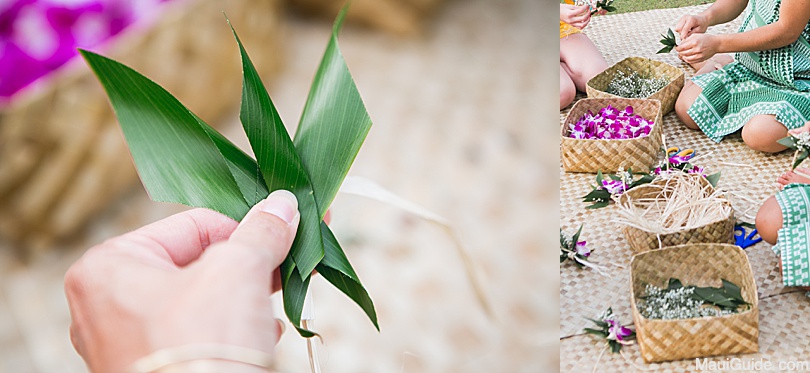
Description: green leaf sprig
xmin=582 ymin=169 xmax=654 ymax=209
xmin=81 ymin=5 xmax=376 ymax=337
xmin=657 ymin=28 xmax=678 ymax=54
xmin=560 ymin=224 xmax=592 ymax=266
xmin=591 ymin=0 xmax=616 ymax=15
xmin=639 ymin=278 xmax=749 ymax=320
xmin=777 ymin=133 xmax=810 ymax=170
xmin=583 ymin=307 xmax=635 ymax=353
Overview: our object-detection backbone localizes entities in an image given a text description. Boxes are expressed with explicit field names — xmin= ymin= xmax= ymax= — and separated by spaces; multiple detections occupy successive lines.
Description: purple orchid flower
xmin=575 ymin=240 xmax=590 ymax=257
xmin=601 ymin=179 xmax=626 ymax=195
xmin=606 ymin=319 xmax=633 ymax=342
xmin=619 ymin=105 xmax=633 ymax=116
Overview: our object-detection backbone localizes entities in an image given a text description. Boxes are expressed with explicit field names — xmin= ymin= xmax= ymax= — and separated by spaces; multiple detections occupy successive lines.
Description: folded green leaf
xmin=706 ymin=172 xmax=721 ymax=188
xmin=230 ymin=21 xmax=324 ymax=280
xmin=777 ymin=136 xmax=798 ymax=148
xmin=83 ymin=4 xmax=378 ymax=339
xmin=294 ymin=7 xmax=373 ymax=219
xmin=79 ymin=50 xmax=252 ymax=221
xmin=318 ymin=222 xmax=378 ymax=330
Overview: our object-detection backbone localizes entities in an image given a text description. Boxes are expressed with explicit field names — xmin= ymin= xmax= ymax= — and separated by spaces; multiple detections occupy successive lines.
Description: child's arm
xmin=678 ymin=0 xmax=810 ymax=64
xmin=676 ymin=0 xmax=748 ymax=40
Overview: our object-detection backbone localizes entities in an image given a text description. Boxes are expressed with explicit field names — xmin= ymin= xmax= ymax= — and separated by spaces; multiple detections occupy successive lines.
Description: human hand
xmin=788 ymin=121 xmax=810 ymax=136
xmin=65 ymin=190 xmax=300 ymax=373
xmin=675 ymin=14 xmax=709 ymax=40
xmin=560 ymin=4 xmax=592 ymax=29
xmin=676 ymin=33 xmax=721 ymax=64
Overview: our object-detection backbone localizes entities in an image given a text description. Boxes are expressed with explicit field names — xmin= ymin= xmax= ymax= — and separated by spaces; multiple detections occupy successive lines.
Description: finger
xmin=201 ymin=190 xmax=300 ymax=280
xmin=111 ymin=208 xmax=239 ymax=267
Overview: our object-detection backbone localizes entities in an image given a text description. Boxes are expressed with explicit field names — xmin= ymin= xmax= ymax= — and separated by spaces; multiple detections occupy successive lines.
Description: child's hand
xmin=676 ymin=33 xmax=720 ymax=64
xmin=675 ymin=14 xmax=709 ymax=40
xmin=560 ymin=4 xmax=592 ymax=29
xmin=789 ymin=121 xmax=810 ymax=136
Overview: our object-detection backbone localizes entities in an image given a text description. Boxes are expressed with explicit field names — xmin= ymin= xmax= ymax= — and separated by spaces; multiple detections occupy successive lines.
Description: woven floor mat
xmin=561 ymin=292 xmax=810 ymax=372
xmin=560 ymin=4 xmax=810 ymax=366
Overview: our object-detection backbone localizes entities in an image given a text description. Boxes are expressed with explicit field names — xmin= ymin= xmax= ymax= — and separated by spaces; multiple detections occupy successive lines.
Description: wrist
xmin=699 ymin=11 xmax=713 ymax=27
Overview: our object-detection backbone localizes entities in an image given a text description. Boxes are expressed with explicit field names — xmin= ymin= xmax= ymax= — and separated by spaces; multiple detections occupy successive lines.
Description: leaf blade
xmin=80 ymin=49 xmax=250 ymax=220
xmin=230 ymin=22 xmax=324 ymax=279
xmin=293 ymin=5 xmax=373 ymax=219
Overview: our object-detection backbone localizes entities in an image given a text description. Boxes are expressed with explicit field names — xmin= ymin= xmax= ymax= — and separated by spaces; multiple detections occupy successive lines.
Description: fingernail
xmin=261 ymin=190 xmax=299 ymax=224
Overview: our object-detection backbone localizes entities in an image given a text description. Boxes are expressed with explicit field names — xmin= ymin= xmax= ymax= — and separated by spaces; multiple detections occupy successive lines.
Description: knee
xmin=756 ymin=196 xmax=783 ymax=245
xmin=741 ymin=117 xmax=787 ymax=153
xmin=560 ymin=84 xmax=576 ymax=110
xmin=675 ymin=91 xmax=699 ymax=130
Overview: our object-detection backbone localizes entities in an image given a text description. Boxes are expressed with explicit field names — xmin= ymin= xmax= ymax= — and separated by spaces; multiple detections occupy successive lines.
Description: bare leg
xmin=674 ymin=54 xmax=735 ymax=130
xmin=560 ymin=63 xmax=576 ymax=110
xmin=741 ymin=115 xmax=789 ymax=153
xmin=559 ymin=33 xmax=608 ymax=92
xmin=756 ymin=196 xmax=782 ymax=245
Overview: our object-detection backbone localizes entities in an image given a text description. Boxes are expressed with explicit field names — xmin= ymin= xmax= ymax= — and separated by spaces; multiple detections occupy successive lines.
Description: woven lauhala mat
xmin=560 ymin=5 xmax=810 ymax=369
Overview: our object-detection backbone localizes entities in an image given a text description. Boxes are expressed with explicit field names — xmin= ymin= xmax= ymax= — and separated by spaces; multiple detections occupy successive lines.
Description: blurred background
xmin=0 ymin=0 xmax=556 ymax=371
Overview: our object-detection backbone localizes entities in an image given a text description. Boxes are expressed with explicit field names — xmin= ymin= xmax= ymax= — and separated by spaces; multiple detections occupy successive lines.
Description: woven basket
xmin=0 ymin=0 xmax=282 ymax=255
xmin=560 ymin=98 xmax=663 ymax=173
xmin=286 ymin=0 xmax=445 ymax=35
xmin=586 ymin=57 xmax=684 ymax=115
xmin=631 ymin=243 xmax=759 ymax=363
xmin=618 ymin=174 xmax=735 ymax=253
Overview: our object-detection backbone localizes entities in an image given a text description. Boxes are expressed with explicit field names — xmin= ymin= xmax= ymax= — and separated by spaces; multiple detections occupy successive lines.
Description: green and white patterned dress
xmin=687 ymin=0 xmax=810 ymax=142
xmin=775 ymin=184 xmax=810 ymax=287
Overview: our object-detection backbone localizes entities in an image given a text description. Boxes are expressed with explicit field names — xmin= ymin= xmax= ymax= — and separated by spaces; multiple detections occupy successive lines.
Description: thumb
xmin=199 ymin=190 xmax=300 ymax=279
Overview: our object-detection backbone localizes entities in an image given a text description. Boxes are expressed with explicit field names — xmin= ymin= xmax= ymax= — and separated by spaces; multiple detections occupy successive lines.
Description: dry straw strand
xmin=616 ymin=173 xmax=732 ymax=234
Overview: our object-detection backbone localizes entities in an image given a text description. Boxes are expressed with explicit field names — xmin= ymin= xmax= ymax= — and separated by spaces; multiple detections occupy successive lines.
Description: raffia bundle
xmin=616 ymin=172 xmax=735 ymax=253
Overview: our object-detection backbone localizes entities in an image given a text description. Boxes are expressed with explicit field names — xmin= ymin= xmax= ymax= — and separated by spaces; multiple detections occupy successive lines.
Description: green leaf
xmin=706 ymin=172 xmax=721 ymax=188
xmin=230 ymin=22 xmax=324 ymax=280
xmin=610 ymin=341 xmax=621 ymax=353
xmin=79 ymin=50 xmax=251 ymax=220
xmin=667 ymin=278 xmax=683 ymax=289
xmin=572 ymin=224 xmax=584 ymax=244
xmin=657 ymin=45 xmax=674 ymax=54
xmin=582 ymin=189 xmax=610 ymax=202
xmin=583 ymin=328 xmax=607 ymax=338
xmin=596 ymin=170 xmax=604 ymax=185
xmin=317 ymin=222 xmax=378 ymax=330
xmin=668 ymin=28 xmax=675 ymax=41
xmin=280 ymin=258 xmax=317 ymax=338
xmin=293 ymin=5 xmax=373 ymax=219
xmin=777 ymin=136 xmax=798 ymax=149
xmin=722 ymin=279 xmax=744 ymax=302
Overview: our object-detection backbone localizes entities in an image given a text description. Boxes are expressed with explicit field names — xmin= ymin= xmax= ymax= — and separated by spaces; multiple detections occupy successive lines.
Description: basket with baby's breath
xmin=630 ymin=243 xmax=759 ymax=363
xmin=616 ymin=173 xmax=735 ymax=253
xmin=587 ymin=57 xmax=684 ymax=115
xmin=561 ymin=98 xmax=663 ymax=173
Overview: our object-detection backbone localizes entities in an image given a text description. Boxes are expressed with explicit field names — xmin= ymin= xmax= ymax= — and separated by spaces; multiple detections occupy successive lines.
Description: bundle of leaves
xmin=81 ymin=7 xmax=376 ymax=337
xmin=582 ymin=169 xmax=654 ymax=209
xmin=605 ymin=70 xmax=669 ymax=99
xmin=638 ymin=278 xmax=750 ymax=320
xmin=583 ymin=307 xmax=635 ymax=353
xmin=560 ymin=224 xmax=591 ymax=267
xmin=658 ymin=28 xmax=678 ymax=54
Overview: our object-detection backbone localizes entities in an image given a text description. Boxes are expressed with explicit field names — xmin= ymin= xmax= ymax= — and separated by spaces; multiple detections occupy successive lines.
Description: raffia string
xmin=615 ymin=173 xmax=732 ymax=234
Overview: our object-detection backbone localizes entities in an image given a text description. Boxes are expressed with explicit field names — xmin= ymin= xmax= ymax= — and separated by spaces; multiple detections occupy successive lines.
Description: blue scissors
xmin=734 ymin=224 xmax=762 ymax=249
